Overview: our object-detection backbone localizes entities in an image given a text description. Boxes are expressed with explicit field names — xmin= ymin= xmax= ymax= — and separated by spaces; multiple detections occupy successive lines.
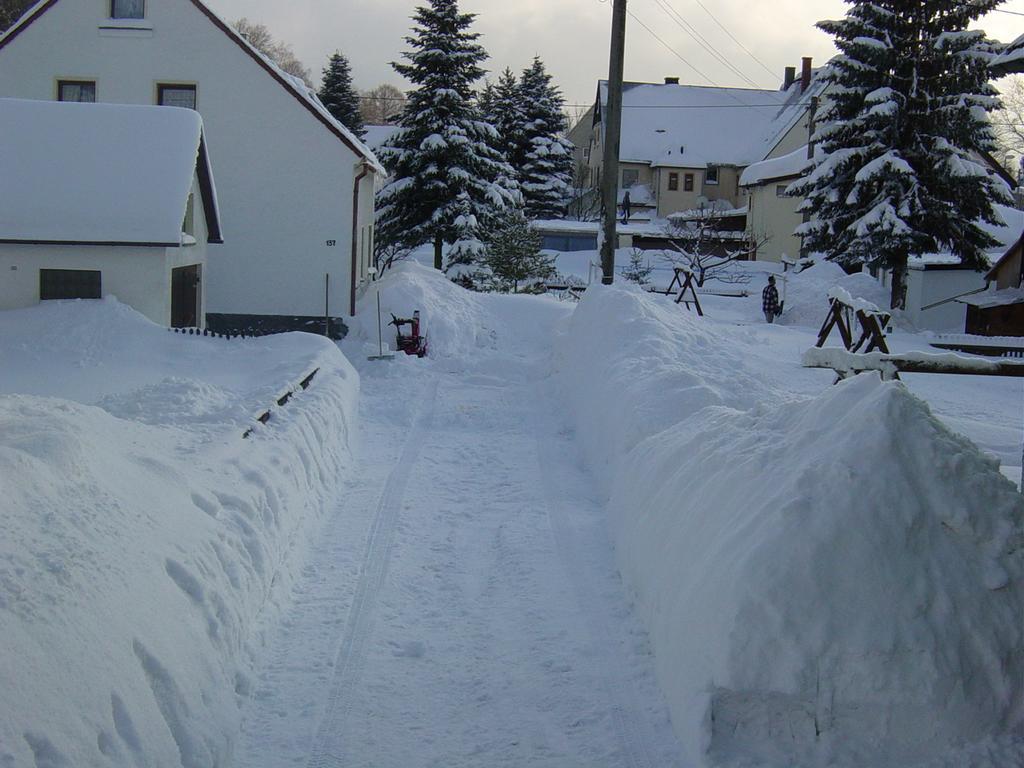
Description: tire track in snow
xmin=305 ymin=377 xmax=439 ymax=768
xmin=530 ymin=384 xmax=664 ymax=768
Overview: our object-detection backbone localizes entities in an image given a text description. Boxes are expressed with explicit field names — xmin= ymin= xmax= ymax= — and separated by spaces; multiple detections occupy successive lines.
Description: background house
xmin=0 ymin=0 xmax=382 ymax=337
xmin=0 ymin=98 xmax=220 ymax=327
xmin=570 ymin=60 xmax=822 ymax=227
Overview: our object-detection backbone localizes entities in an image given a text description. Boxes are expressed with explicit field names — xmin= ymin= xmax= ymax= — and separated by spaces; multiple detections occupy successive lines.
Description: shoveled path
xmin=232 ymin=299 xmax=684 ymax=767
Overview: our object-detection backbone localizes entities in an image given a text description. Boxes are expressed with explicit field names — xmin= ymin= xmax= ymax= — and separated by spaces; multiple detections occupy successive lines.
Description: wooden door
xmin=171 ymin=264 xmax=201 ymax=328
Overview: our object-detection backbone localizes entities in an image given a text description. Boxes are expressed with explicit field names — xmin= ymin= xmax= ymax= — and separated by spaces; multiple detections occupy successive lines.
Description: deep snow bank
xmin=554 ymin=283 xmax=778 ymax=495
xmin=347 ymin=261 xmax=570 ymax=367
xmin=0 ymin=300 xmax=358 ymax=767
xmin=554 ymin=285 xmax=1024 ymax=766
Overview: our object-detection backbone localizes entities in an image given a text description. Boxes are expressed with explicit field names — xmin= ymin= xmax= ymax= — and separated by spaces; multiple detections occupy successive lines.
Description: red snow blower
xmin=390 ymin=311 xmax=428 ymax=358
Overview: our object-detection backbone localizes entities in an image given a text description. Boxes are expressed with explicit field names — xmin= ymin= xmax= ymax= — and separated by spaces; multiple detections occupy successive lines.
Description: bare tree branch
xmin=234 ymin=18 xmax=311 ymax=87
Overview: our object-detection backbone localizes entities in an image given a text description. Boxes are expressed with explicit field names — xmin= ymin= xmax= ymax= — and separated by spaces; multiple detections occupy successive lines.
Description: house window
xmin=705 ymin=166 xmax=719 ymax=185
xmin=40 ymin=269 xmax=101 ymax=300
xmin=622 ymin=168 xmax=639 ymax=188
xmin=158 ymin=84 xmax=197 ymax=110
xmin=776 ymin=184 xmax=789 ymax=197
xmin=668 ymin=172 xmax=679 ymax=191
xmin=111 ymin=0 xmax=144 ymax=19
xmin=684 ymin=173 xmax=694 ymax=192
xmin=57 ymin=80 xmax=96 ymax=102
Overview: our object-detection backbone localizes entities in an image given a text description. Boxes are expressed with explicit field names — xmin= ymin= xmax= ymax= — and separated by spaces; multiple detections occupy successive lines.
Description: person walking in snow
xmin=620 ymin=191 xmax=631 ymax=224
xmin=762 ymin=275 xmax=781 ymax=323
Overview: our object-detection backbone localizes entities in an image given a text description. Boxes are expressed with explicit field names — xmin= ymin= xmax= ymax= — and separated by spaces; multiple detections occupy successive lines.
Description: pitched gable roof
xmin=597 ymin=80 xmax=788 ymax=168
xmin=0 ymin=0 xmax=384 ymax=174
xmin=0 ymin=98 xmax=221 ymax=245
xmin=991 ymin=32 xmax=1024 ymax=77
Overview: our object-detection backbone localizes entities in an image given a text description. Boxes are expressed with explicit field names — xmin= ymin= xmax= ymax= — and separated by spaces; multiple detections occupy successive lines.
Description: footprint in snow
xmin=389 ymin=640 xmax=426 ymax=658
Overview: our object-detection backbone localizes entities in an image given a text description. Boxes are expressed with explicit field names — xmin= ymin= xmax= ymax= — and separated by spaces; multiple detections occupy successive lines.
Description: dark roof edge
xmin=0 ymin=0 xmax=59 ymax=52
xmin=196 ymin=133 xmax=222 ymax=243
xmin=186 ymin=0 xmax=377 ymax=166
xmin=0 ymin=239 xmax=181 ymax=247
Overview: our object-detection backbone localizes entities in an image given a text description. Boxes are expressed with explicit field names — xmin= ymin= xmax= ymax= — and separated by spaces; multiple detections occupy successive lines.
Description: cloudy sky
xmin=204 ymin=0 xmax=1023 ymax=108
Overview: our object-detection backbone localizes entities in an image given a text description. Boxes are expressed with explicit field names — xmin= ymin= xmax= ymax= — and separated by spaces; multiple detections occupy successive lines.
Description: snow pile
xmin=348 ymin=261 xmax=567 ymax=364
xmin=0 ymin=300 xmax=359 ymax=767
xmin=555 ymin=285 xmax=1024 ymax=767
xmin=774 ymin=261 xmax=892 ymax=328
xmin=554 ymin=283 xmax=775 ymax=492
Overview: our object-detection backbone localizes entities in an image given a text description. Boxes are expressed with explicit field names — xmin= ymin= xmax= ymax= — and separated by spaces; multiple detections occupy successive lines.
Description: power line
xmin=358 ymin=93 xmax=813 ymax=111
xmin=993 ymin=7 xmax=1024 ymax=16
xmin=623 ymin=6 xmax=783 ymax=113
xmin=684 ymin=0 xmax=780 ymax=79
xmin=648 ymin=0 xmax=764 ymax=89
xmin=625 ymin=7 xmax=716 ymax=86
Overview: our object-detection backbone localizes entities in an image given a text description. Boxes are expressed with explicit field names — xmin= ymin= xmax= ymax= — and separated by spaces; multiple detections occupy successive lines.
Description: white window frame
xmin=704 ymin=165 xmax=720 ymax=185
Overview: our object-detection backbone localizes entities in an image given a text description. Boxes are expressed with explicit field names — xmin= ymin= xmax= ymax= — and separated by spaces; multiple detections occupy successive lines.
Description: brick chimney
xmin=783 ymin=66 xmax=797 ymax=90
xmin=664 ymin=77 xmax=680 ymax=85
xmin=801 ymin=57 xmax=813 ymax=93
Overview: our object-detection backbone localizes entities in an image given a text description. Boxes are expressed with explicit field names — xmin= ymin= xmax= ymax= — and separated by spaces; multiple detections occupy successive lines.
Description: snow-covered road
xmin=232 ymin=297 xmax=684 ymax=767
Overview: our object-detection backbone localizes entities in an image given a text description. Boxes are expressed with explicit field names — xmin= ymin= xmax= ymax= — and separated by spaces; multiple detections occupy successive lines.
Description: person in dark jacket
xmin=621 ymin=191 xmax=631 ymax=224
xmin=762 ymin=275 xmax=781 ymax=323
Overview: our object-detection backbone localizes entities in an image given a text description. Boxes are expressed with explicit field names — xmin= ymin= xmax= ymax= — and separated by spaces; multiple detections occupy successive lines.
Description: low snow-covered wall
xmin=0 ymin=300 xmax=359 ymax=767
xmin=554 ymin=284 xmax=1024 ymax=767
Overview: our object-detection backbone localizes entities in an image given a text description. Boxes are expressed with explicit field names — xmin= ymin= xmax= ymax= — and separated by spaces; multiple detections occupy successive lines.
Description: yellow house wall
xmin=746 ymin=180 xmax=804 ymax=263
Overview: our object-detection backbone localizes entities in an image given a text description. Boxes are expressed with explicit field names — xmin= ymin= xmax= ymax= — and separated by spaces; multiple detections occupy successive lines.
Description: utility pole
xmin=600 ymin=0 xmax=627 ymax=285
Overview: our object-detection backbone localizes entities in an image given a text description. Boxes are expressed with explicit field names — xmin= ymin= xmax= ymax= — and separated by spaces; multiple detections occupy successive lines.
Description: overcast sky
xmin=205 ymin=0 xmax=1022 ymax=109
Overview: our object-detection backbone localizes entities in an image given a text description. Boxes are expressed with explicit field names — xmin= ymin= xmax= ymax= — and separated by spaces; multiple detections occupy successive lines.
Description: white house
xmin=0 ymin=0 xmax=382 ymax=337
xmin=0 ymin=97 xmax=220 ymax=327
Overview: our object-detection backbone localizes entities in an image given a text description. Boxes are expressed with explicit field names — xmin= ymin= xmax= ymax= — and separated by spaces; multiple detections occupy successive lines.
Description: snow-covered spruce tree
xmin=318 ymin=50 xmax=364 ymax=138
xmin=518 ymin=58 xmax=575 ymax=219
xmin=792 ymin=1 xmax=1010 ymax=309
xmin=483 ymin=207 xmax=555 ymax=293
xmin=376 ymin=0 xmax=519 ymax=273
xmin=480 ymin=68 xmax=527 ymax=172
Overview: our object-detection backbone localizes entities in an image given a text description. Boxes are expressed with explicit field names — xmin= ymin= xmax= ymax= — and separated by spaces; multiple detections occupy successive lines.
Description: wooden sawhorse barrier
xmin=648 ymin=267 xmax=704 ymax=316
xmin=815 ymin=294 xmax=892 ymax=354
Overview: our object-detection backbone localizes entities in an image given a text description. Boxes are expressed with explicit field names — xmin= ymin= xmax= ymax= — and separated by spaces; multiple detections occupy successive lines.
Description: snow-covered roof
xmin=752 ymin=71 xmax=829 ymax=161
xmin=532 ymin=218 xmax=671 ymax=238
xmin=362 ymin=125 xmax=400 ymax=152
xmin=0 ymin=0 xmax=384 ymax=176
xmin=991 ymin=32 xmax=1024 ymax=77
xmin=739 ymin=145 xmax=814 ymax=186
xmin=597 ymin=76 xmax=825 ymax=169
xmin=956 ymin=287 xmax=1024 ymax=309
xmin=598 ymin=81 xmax=787 ymax=168
xmin=0 ymin=98 xmax=219 ymax=245
xmin=910 ymin=205 xmax=1024 ymax=268
xmin=666 ymin=203 xmax=748 ymax=221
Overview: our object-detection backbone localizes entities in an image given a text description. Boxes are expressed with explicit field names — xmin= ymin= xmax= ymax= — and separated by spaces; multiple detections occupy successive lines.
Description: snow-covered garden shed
xmin=0 ymin=98 xmax=220 ymax=328
xmin=889 ymin=205 xmax=1024 ymax=332
xmin=0 ymin=0 xmax=382 ymax=337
